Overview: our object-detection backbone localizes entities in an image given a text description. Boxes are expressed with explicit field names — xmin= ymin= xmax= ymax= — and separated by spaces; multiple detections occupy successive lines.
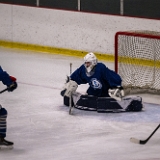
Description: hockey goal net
xmin=115 ymin=30 xmax=160 ymax=94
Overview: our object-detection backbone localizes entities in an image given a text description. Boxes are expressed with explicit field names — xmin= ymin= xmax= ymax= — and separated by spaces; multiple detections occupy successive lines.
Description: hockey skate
xmin=0 ymin=137 xmax=14 ymax=149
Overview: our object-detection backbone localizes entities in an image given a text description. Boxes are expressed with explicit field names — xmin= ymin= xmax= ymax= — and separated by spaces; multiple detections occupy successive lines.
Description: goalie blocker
xmin=63 ymin=94 xmax=143 ymax=113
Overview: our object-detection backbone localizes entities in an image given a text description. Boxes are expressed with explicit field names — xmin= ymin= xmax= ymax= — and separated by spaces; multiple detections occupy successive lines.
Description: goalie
xmin=61 ymin=52 xmax=143 ymax=112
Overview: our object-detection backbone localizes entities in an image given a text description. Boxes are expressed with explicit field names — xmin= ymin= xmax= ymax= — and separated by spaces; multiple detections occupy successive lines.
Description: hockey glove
xmin=7 ymin=76 xmax=18 ymax=92
xmin=108 ymin=86 xmax=124 ymax=101
xmin=61 ymin=80 xmax=78 ymax=97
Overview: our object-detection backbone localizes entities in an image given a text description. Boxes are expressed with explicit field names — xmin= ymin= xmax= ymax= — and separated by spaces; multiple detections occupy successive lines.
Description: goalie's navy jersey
xmin=70 ymin=63 xmax=122 ymax=97
xmin=0 ymin=66 xmax=12 ymax=86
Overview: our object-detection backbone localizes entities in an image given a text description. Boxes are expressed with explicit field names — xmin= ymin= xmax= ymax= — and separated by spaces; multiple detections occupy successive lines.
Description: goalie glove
xmin=7 ymin=76 xmax=18 ymax=92
xmin=108 ymin=86 xmax=124 ymax=101
xmin=61 ymin=80 xmax=78 ymax=97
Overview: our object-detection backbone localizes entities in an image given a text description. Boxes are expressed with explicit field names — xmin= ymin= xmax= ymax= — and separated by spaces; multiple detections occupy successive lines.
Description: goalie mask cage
xmin=115 ymin=30 xmax=160 ymax=94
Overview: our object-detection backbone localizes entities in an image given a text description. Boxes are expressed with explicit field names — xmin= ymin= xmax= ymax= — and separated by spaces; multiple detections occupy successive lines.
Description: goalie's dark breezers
xmin=130 ymin=124 xmax=160 ymax=145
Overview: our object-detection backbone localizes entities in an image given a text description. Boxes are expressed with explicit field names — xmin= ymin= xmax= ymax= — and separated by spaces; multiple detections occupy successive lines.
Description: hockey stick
xmin=0 ymin=88 xmax=8 ymax=94
xmin=69 ymin=63 xmax=73 ymax=115
xmin=130 ymin=124 xmax=160 ymax=145
xmin=69 ymin=96 xmax=72 ymax=115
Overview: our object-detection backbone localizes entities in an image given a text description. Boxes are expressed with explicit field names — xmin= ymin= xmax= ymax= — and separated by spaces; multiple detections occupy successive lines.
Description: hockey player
xmin=0 ymin=66 xmax=17 ymax=147
xmin=61 ymin=52 xmax=143 ymax=112
xmin=72 ymin=52 xmax=123 ymax=97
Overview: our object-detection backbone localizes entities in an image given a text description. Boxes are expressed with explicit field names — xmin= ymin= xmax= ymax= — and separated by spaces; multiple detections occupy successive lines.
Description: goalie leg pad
xmin=63 ymin=96 xmax=74 ymax=107
xmin=97 ymin=97 xmax=124 ymax=112
xmin=63 ymin=94 xmax=143 ymax=112
xmin=75 ymin=95 xmax=97 ymax=111
xmin=124 ymin=96 xmax=143 ymax=112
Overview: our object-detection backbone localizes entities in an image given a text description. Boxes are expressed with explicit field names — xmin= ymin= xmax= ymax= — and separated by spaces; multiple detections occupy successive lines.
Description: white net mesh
xmin=115 ymin=31 xmax=160 ymax=94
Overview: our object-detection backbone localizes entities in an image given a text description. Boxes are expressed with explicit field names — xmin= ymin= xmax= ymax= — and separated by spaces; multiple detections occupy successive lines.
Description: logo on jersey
xmin=90 ymin=78 xmax=102 ymax=89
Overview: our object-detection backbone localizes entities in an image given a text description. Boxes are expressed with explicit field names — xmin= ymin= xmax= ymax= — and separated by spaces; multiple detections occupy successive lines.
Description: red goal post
xmin=115 ymin=30 xmax=160 ymax=94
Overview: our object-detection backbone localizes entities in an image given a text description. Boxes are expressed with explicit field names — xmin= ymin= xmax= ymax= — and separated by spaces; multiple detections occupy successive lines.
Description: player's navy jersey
xmin=70 ymin=63 xmax=122 ymax=97
xmin=0 ymin=66 xmax=12 ymax=86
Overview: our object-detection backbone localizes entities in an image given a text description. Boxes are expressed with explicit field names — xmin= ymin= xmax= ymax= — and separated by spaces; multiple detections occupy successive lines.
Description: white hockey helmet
xmin=84 ymin=52 xmax=97 ymax=72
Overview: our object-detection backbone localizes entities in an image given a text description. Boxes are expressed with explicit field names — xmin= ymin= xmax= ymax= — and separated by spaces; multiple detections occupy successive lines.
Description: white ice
xmin=0 ymin=47 xmax=160 ymax=160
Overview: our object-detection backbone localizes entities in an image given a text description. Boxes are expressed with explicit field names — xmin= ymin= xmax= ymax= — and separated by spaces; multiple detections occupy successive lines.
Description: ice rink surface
xmin=0 ymin=47 xmax=160 ymax=160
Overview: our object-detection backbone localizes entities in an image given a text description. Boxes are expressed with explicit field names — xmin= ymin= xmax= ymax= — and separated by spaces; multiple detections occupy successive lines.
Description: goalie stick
xmin=0 ymin=88 xmax=8 ymax=94
xmin=130 ymin=124 xmax=160 ymax=145
xmin=69 ymin=63 xmax=73 ymax=115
